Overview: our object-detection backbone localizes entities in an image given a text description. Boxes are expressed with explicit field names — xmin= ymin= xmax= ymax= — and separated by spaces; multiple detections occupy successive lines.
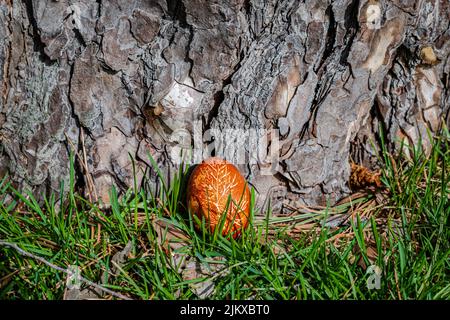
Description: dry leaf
xmin=109 ymin=241 xmax=134 ymax=277
xmin=351 ymin=240 xmax=378 ymax=270
xmin=63 ymin=241 xmax=134 ymax=300
xmin=349 ymin=163 xmax=382 ymax=190
xmin=151 ymin=217 xmax=229 ymax=299
xmin=63 ymin=286 xmax=102 ymax=300
xmin=181 ymin=256 xmax=228 ymax=299
xmin=152 ymin=218 xmax=190 ymax=253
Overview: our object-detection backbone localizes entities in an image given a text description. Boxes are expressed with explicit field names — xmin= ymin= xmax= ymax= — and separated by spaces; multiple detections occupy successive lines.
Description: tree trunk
xmin=1 ymin=0 xmax=449 ymax=213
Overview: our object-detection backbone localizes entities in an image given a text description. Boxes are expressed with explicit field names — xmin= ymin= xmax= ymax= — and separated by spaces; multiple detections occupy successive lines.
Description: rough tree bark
xmin=0 ymin=0 xmax=449 ymax=213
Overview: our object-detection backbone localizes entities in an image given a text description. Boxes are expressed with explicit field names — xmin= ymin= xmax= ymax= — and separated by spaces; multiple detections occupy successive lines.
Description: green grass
xmin=0 ymin=130 xmax=449 ymax=300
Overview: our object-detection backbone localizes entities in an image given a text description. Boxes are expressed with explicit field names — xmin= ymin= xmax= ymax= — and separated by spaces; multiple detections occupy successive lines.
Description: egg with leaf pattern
xmin=186 ymin=157 xmax=251 ymax=238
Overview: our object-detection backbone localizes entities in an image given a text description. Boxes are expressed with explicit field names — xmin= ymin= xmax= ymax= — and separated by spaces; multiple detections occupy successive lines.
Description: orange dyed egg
xmin=187 ymin=157 xmax=251 ymax=238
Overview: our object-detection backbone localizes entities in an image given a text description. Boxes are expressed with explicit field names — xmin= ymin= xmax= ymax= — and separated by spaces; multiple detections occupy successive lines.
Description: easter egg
xmin=186 ymin=157 xmax=251 ymax=238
